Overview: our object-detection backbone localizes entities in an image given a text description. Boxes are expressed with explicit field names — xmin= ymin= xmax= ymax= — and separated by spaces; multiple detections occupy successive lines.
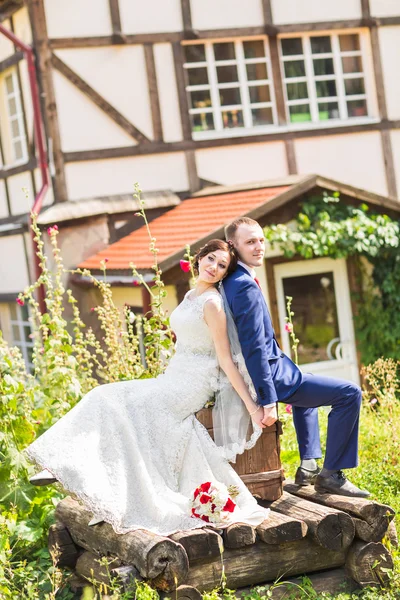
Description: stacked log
xmin=52 ymin=489 xmax=396 ymax=595
xmin=284 ymin=483 xmax=395 ymax=543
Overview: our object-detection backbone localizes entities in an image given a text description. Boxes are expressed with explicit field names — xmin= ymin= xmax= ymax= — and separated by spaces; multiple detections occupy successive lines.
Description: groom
xmin=223 ymin=216 xmax=369 ymax=498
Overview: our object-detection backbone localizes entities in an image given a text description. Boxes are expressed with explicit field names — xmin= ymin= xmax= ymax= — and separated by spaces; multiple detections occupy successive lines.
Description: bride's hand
xmin=250 ymin=406 xmax=266 ymax=428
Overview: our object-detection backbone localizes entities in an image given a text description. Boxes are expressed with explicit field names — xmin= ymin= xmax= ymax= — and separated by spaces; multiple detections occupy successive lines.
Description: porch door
xmin=274 ymin=257 xmax=360 ymax=384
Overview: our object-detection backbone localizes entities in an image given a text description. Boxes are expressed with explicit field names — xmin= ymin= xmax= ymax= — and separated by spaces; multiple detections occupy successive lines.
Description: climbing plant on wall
xmin=264 ymin=192 xmax=400 ymax=365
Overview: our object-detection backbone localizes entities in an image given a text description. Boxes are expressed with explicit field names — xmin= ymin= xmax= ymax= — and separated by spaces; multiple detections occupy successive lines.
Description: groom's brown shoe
xmin=294 ymin=466 xmax=321 ymax=486
xmin=315 ymin=471 xmax=370 ymax=498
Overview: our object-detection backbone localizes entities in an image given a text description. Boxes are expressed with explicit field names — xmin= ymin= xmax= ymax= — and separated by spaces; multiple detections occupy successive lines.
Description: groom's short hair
xmin=224 ymin=216 xmax=260 ymax=241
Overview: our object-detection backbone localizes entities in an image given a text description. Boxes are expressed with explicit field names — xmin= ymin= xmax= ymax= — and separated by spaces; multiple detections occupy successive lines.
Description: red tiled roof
xmin=79 ymin=186 xmax=289 ymax=271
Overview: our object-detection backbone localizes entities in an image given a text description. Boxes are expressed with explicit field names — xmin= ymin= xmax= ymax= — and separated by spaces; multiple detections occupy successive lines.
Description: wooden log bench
xmin=195 ymin=408 xmax=284 ymax=501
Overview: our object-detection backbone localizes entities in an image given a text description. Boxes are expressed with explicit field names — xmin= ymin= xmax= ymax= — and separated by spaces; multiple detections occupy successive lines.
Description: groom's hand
xmin=262 ymin=404 xmax=278 ymax=427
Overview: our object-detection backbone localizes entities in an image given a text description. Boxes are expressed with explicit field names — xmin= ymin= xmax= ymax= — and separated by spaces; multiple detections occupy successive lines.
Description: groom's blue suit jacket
xmin=223 ymin=264 xmax=302 ymax=406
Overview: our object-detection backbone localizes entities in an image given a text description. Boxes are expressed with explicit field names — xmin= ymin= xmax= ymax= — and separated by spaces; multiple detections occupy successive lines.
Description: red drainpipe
xmin=0 ymin=24 xmax=49 ymax=314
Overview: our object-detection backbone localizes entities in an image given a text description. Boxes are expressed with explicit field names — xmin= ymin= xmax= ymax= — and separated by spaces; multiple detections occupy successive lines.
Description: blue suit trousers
xmin=283 ymin=374 xmax=362 ymax=471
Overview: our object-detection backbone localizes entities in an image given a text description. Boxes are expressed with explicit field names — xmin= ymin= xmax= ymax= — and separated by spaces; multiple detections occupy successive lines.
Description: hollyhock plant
xmin=285 ymin=322 xmax=293 ymax=333
xmin=191 ymin=481 xmax=238 ymax=524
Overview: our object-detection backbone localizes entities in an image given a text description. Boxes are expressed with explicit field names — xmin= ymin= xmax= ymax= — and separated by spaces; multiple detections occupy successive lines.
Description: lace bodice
xmin=170 ymin=289 xmax=221 ymax=358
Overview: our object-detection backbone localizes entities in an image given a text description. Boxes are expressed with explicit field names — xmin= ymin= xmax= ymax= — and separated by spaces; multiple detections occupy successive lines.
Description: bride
xmin=26 ymin=239 xmax=269 ymax=535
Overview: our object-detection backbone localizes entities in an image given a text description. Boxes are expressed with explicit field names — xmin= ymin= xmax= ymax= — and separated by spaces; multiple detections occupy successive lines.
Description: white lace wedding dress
xmin=26 ymin=289 xmax=268 ymax=535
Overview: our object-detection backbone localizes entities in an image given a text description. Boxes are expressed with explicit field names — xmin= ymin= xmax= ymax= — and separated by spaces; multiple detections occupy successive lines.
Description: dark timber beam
xmin=62 ymin=120 xmax=400 ymax=163
xmin=144 ymin=44 xmax=163 ymax=142
xmin=49 ymin=18 xmax=400 ymax=49
xmin=108 ymin=0 xmax=126 ymax=44
xmin=180 ymin=0 xmax=193 ymax=33
xmin=52 ymin=54 xmax=151 ymax=144
xmin=0 ymin=157 xmax=37 ymax=179
xmin=27 ymin=0 xmax=68 ymax=202
xmin=172 ymin=42 xmax=192 ymax=141
xmin=0 ymin=49 xmax=23 ymax=72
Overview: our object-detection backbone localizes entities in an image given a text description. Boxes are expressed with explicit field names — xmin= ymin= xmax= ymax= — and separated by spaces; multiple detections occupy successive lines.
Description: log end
xmin=346 ymin=540 xmax=394 ymax=588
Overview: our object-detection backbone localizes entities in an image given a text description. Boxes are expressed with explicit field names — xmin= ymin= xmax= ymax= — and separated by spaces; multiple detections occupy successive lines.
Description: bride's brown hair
xmin=193 ymin=239 xmax=238 ymax=277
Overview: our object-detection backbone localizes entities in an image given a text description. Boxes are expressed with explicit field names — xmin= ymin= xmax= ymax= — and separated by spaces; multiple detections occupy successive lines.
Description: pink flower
xmin=180 ymin=260 xmax=191 ymax=273
xmin=285 ymin=322 xmax=293 ymax=333
xmin=285 ymin=404 xmax=292 ymax=414
xmin=16 ymin=297 xmax=24 ymax=306
xmin=90 ymin=307 xmax=95 ymax=312
xmin=133 ymin=280 xmax=140 ymax=286
xmin=104 ymin=258 xmax=109 ymax=263
xmin=47 ymin=225 xmax=59 ymax=235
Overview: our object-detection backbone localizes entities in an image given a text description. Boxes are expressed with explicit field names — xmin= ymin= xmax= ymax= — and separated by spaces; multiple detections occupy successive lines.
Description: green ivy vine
xmin=264 ymin=192 xmax=400 ymax=365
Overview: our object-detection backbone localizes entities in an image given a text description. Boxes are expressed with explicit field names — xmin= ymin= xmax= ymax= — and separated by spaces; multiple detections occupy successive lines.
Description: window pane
xmin=219 ymin=87 xmax=241 ymax=106
xmin=243 ymin=40 xmax=265 ymax=59
xmin=222 ymin=109 xmax=243 ymax=128
xmin=23 ymin=326 xmax=32 ymax=343
xmin=11 ymin=119 xmax=20 ymax=137
xmin=249 ymin=85 xmax=271 ymax=103
xmin=281 ymin=38 xmax=303 ymax=56
xmin=216 ymin=65 xmax=238 ymax=83
xmin=184 ymin=44 xmax=206 ymax=63
xmin=8 ymin=97 xmax=17 ymax=115
xmin=14 ymin=140 xmax=24 ymax=160
xmin=192 ymin=112 xmax=214 ymax=132
xmin=189 ymin=90 xmax=211 ymax=109
xmin=347 ymin=99 xmax=368 ymax=117
xmin=344 ymin=77 xmax=365 ymax=96
xmin=12 ymin=324 xmax=20 ymax=341
xmin=286 ymin=81 xmax=308 ymax=100
xmin=246 ymin=63 xmax=268 ymax=81
xmin=313 ymin=58 xmax=334 ymax=76
xmin=187 ymin=67 xmax=209 ymax=86
xmin=289 ymin=104 xmax=311 ymax=123
xmin=316 ymin=79 xmax=337 ymax=98
xmin=318 ymin=102 xmax=340 ymax=120
xmin=5 ymin=75 xmax=13 ymax=94
xmin=342 ymin=55 xmax=363 ymax=74
xmin=214 ymin=42 xmax=235 ymax=61
xmin=311 ymin=36 xmax=332 ymax=54
xmin=339 ymin=34 xmax=360 ymax=52
xmin=282 ymin=272 xmax=339 ymax=365
xmin=251 ymin=107 xmax=273 ymax=126
xmin=284 ymin=60 xmax=306 ymax=78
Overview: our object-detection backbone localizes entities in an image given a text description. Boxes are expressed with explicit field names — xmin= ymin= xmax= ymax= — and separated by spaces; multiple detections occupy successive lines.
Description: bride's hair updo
xmin=193 ymin=239 xmax=238 ymax=277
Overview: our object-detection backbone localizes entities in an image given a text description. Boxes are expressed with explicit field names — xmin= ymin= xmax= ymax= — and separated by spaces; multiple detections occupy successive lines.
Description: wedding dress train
xmin=26 ymin=289 xmax=268 ymax=535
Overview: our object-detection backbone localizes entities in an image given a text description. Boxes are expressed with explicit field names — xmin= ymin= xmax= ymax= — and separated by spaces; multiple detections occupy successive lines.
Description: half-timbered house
xmin=0 ymin=0 xmax=399 ymax=376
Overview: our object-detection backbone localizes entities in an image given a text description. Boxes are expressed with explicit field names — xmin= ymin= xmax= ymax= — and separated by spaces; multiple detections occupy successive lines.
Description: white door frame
xmin=274 ymin=257 xmax=360 ymax=383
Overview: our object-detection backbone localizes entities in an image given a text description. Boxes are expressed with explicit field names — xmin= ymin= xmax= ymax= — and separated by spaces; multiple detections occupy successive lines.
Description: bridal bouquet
xmin=191 ymin=481 xmax=239 ymax=524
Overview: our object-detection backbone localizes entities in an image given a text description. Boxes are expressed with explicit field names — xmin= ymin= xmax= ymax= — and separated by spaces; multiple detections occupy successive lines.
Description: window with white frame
xmin=280 ymin=33 xmax=369 ymax=125
xmin=8 ymin=302 xmax=34 ymax=370
xmin=4 ymin=69 xmax=28 ymax=163
xmin=183 ymin=39 xmax=276 ymax=137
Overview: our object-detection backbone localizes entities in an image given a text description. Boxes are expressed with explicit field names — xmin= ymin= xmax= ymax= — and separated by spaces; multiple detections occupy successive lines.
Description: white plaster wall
xmin=8 ymin=172 xmax=34 ymax=215
xmin=154 ymin=44 xmax=183 ymax=143
xmin=55 ymin=47 xmax=153 ymax=141
xmin=0 ymin=235 xmax=29 ymax=293
xmin=0 ymin=181 xmax=8 ymax=218
xmin=370 ymin=0 xmax=400 ymax=17
xmin=119 ymin=0 xmax=183 ymax=34
xmin=191 ymin=0 xmax=264 ymax=30
xmin=295 ymin=132 xmax=388 ymax=196
xmin=0 ymin=19 xmax=14 ymax=62
xmin=271 ymin=0 xmax=361 ymax=24
xmin=196 ymin=142 xmax=288 ymax=185
xmin=378 ymin=27 xmax=400 ymax=120
xmin=44 ymin=0 xmax=112 ymax=38
xmin=12 ymin=7 xmax=32 ymax=45
xmin=65 ymin=152 xmax=189 ymax=200
xmin=53 ymin=71 xmax=137 ymax=152
xmin=389 ymin=130 xmax=400 ymax=198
